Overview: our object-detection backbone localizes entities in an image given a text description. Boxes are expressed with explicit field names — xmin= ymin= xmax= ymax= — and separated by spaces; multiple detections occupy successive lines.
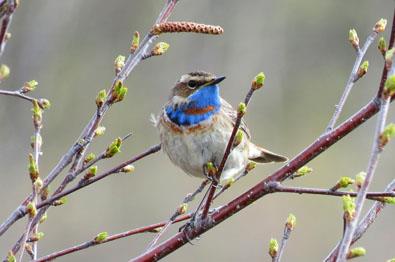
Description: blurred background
xmin=0 ymin=0 xmax=395 ymax=261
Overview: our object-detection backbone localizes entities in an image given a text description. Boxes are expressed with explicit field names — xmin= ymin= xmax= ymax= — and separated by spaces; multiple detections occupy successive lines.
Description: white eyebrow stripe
xmin=179 ymin=74 xmax=189 ymax=83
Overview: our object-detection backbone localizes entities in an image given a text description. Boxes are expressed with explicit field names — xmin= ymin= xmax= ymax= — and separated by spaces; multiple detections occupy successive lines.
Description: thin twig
xmin=264 ymin=182 xmax=395 ymax=200
xmin=0 ymin=89 xmax=36 ymax=102
xmin=326 ymin=29 xmax=380 ymax=132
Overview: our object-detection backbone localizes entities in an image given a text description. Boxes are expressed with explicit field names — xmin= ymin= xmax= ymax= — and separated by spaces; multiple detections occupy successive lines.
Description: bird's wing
xmin=220 ymin=98 xmax=251 ymax=139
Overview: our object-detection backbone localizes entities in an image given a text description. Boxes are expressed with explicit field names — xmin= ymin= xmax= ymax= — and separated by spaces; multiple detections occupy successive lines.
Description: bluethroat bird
xmin=155 ymin=71 xmax=287 ymax=184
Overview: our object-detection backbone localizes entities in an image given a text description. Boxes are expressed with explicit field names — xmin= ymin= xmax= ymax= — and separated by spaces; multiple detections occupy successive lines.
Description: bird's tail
xmin=248 ymin=143 xmax=288 ymax=163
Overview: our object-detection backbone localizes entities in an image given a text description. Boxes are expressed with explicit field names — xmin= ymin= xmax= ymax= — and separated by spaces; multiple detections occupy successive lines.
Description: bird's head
xmin=165 ymin=71 xmax=226 ymax=126
xmin=171 ymin=71 xmax=226 ymax=100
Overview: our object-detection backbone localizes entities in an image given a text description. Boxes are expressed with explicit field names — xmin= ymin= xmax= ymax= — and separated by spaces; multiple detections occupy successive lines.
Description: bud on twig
xmin=285 ymin=213 xmax=296 ymax=231
xmin=33 ymin=177 xmax=43 ymax=192
xmin=379 ymin=123 xmax=395 ymax=148
xmin=93 ymin=126 xmax=106 ymax=137
xmin=40 ymin=186 xmax=49 ymax=201
xmin=384 ymin=75 xmax=395 ymax=97
xmin=355 ymin=172 xmax=366 ymax=190
xmin=378 ymin=37 xmax=387 ymax=56
xmin=151 ymin=21 xmax=224 ymax=35
xmin=268 ymin=238 xmax=278 ymax=259
xmin=28 ymin=232 xmax=44 ymax=242
xmin=26 ymin=202 xmax=37 ymax=218
xmin=32 ymin=99 xmax=43 ymax=128
xmin=52 ymin=196 xmax=68 ymax=206
xmin=0 ymin=64 xmax=10 ymax=80
xmin=330 ymin=176 xmax=354 ymax=191
xmin=94 ymin=231 xmax=108 ymax=243
xmin=177 ymin=203 xmax=188 ymax=215
xmin=21 ymin=80 xmax=38 ymax=93
xmin=38 ymin=98 xmax=51 ymax=109
xmin=238 ymin=102 xmax=247 ymax=115
xmin=83 ymin=166 xmax=97 ymax=180
xmin=206 ymin=161 xmax=217 ymax=178
xmin=355 ymin=60 xmax=369 ymax=81
xmin=348 ymin=29 xmax=359 ymax=50
xmin=245 ymin=162 xmax=257 ymax=172
xmin=84 ymin=153 xmax=96 ymax=165
xmin=28 ymin=153 xmax=39 ymax=182
xmin=252 ymin=72 xmax=265 ymax=90
xmin=221 ymin=177 xmax=235 ymax=188
xmin=233 ymin=129 xmax=243 ymax=147
xmin=105 ymin=137 xmax=122 ymax=158
xmin=114 ymin=55 xmax=125 ymax=74
xmin=342 ymin=195 xmax=355 ymax=222
xmin=31 ymin=134 xmax=42 ymax=149
xmin=110 ymin=81 xmax=128 ymax=103
xmin=121 ymin=164 xmax=135 ymax=173
xmin=151 ymin=42 xmax=170 ymax=56
xmin=130 ymin=31 xmax=140 ymax=53
xmin=94 ymin=126 xmax=106 ymax=137
xmin=96 ymin=89 xmax=107 ymax=108
xmin=374 ymin=18 xmax=387 ymax=33
xmin=347 ymin=247 xmax=366 ymax=259
xmin=293 ymin=166 xmax=313 ymax=178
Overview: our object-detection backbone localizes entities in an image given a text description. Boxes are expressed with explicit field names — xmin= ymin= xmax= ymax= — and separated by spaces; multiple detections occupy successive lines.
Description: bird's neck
xmin=166 ymin=85 xmax=221 ymax=126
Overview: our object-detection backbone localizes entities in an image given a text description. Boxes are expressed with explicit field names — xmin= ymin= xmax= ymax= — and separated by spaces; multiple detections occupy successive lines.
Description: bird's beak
xmin=208 ymin=76 xmax=226 ymax=86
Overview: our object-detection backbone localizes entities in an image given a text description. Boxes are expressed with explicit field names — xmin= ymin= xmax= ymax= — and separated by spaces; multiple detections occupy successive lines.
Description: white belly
xmin=159 ymin=114 xmax=249 ymax=181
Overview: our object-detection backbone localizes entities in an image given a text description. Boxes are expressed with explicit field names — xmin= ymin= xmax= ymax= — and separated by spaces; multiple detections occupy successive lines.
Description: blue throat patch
xmin=166 ymin=85 xmax=221 ymax=126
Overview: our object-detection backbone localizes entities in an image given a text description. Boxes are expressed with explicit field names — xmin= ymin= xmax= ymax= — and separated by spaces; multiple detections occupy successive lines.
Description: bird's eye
xmin=187 ymin=80 xmax=198 ymax=89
